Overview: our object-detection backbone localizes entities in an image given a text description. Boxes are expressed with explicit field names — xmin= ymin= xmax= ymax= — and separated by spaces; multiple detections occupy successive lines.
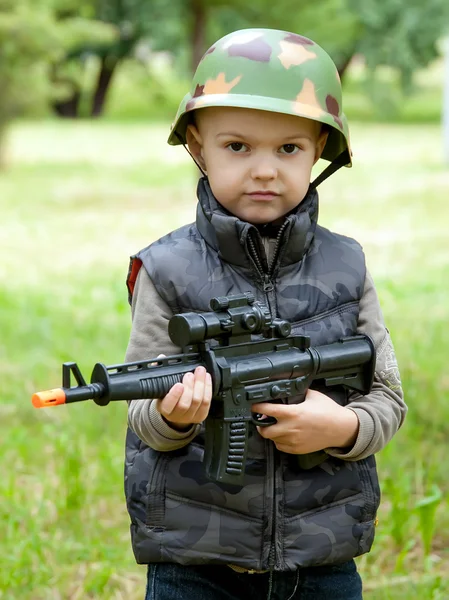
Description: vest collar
xmin=195 ymin=177 xmax=318 ymax=270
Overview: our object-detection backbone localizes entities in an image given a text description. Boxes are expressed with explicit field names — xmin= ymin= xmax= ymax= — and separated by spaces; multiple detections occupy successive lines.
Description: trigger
xmin=252 ymin=413 xmax=278 ymax=427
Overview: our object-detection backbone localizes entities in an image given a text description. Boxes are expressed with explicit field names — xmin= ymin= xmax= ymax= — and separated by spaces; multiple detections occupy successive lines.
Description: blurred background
xmin=1 ymin=1 xmax=449 ymax=598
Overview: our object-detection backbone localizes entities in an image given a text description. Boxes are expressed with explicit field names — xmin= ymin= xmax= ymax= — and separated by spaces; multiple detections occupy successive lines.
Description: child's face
xmin=186 ymin=107 xmax=328 ymax=224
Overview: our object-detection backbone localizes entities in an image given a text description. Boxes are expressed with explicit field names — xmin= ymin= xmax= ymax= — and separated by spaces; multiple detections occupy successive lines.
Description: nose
xmin=250 ymin=153 xmax=277 ymax=181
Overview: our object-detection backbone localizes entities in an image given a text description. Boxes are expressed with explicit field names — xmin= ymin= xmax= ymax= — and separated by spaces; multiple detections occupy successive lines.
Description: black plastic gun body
xmin=32 ymin=293 xmax=376 ymax=485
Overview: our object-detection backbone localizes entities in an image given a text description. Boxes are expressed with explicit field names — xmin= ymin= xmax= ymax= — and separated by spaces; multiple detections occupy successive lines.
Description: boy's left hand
xmin=251 ymin=389 xmax=359 ymax=454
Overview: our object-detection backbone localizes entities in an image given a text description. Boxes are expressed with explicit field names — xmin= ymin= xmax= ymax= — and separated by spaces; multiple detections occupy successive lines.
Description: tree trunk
xmin=52 ymin=91 xmax=81 ymax=118
xmin=50 ymin=63 xmax=82 ymax=118
xmin=91 ymin=56 xmax=119 ymax=118
xmin=336 ymin=53 xmax=355 ymax=82
xmin=190 ymin=0 xmax=206 ymax=73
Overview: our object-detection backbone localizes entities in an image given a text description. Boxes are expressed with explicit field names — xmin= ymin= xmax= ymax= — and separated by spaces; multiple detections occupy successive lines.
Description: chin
xmin=238 ymin=213 xmax=268 ymax=225
xmin=242 ymin=211 xmax=285 ymax=225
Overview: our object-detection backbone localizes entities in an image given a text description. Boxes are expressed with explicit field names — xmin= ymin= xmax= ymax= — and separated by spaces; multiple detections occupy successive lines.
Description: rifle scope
xmin=168 ymin=292 xmax=291 ymax=347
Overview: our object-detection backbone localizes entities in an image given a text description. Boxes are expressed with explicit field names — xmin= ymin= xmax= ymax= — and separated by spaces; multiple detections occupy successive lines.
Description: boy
xmin=124 ymin=29 xmax=406 ymax=599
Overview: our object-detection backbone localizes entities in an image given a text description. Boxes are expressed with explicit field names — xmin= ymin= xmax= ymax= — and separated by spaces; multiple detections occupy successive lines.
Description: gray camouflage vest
xmin=125 ymin=178 xmax=380 ymax=570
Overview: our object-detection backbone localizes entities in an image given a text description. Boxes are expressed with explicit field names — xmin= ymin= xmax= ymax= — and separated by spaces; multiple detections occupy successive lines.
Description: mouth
xmin=247 ymin=191 xmax=280 ymax=201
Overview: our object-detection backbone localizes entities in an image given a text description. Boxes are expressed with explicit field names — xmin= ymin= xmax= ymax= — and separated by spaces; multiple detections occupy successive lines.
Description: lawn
xmin=1 ymin=120 xmax=448 ymax=599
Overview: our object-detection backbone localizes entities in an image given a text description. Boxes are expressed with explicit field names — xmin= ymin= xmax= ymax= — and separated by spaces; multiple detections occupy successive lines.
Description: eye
xmin=227 ymin=142 xmax=248 ymax=153
xmin=279 ymin=144 xmax=300 ymax=155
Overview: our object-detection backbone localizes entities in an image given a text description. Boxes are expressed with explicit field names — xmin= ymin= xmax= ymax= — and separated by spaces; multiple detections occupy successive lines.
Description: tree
xmin=0 ymin=1 xmax=59 ymax=164
xmin=50 ymin=0 xmax=186 ymax=117
xmin=351 ymin=0 xmax=449 ymax=92
xmin=0 ymin=0 xmax=117 ymax=161
xmin=189 ymin=0 xmax=449 ymax=111
xmin=185 ymin=0 xmax=361 ymax=76
xmin=50 ymin=0 xmax=123 ymax=117
xmin=44 ymin=0 xmax=449 ymax=120
xmin=204 ymin=0 xmax=449 ymax=85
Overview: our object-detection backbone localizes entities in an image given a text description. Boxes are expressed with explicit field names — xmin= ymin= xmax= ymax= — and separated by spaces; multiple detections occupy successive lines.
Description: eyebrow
xmin=216 ymin=132 xmax=313 ymax=142
xmin=216 ymin=132 xmax=247 ymax=139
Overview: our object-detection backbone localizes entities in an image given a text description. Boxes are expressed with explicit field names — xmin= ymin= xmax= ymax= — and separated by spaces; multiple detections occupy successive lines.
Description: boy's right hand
xmin=154 ymin=361 xmax=212 ymax=431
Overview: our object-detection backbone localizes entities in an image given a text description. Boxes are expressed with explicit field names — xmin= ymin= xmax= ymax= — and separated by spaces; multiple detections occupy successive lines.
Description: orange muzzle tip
xmin=32 ymin=388 xmax=67 ymax=408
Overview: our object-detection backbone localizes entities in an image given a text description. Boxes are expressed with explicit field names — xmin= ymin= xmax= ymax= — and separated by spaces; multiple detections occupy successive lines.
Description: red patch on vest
xmin=127 ymin=257 xmax=143 ymax=301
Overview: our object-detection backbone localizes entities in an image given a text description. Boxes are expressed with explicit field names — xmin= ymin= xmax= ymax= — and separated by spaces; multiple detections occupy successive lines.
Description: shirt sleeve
xmin=125 ymin=266 xmax=201 ymax=451
xmin=325 ymin=270 xmax=407 ymax=460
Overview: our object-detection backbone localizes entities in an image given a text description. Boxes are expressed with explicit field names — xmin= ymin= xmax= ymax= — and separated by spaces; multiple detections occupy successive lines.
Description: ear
xmin=186 ymin=124 xmax=207 ymax=172
xmin=313 ymin=129 xmax=329 ymax=164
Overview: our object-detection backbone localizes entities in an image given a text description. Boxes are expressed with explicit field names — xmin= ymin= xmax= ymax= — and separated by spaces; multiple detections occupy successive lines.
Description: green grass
xmin=1 ymin=120 xmax=449 ymax=598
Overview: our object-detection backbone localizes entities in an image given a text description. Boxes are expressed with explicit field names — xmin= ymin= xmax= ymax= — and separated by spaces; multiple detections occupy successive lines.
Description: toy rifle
xmin=32 ymin=292 xmax=375 ymax=485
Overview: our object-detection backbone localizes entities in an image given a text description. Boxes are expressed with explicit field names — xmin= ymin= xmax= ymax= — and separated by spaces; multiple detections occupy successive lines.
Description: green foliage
xmin=102 ymin=59 xmax=188 ymax=121
xmin=57 ymin=15 xmax=118 ymax=54
xmin=193 ymin=0 xmax=449 ymax=87
xmin=176 ymin=0 xmax=448 ymax=116
xmin=342 ymin=60 xmax=443 ymax=123
xmin=0 ymin=4 xmax=59 ymax=128
xmin=1 ymin=120 xmax=449 ymax=598
xmin=351 ymin=0 xmax=449 ymax=93
xmin=49 ymin=0 xmax=178 ymax=117
xmin=2 ymin=0 xmax=447 ymax=129
xmin=0 ymin=0 xmax=117 ymax=156
xmin=95 ymin=0 xmax=183 ymax=44
xmin=383 ymin=473 xmax=412 ymax=548
xmin=209 ymin=0 xmax=361 ymax=68
xmin=415 ymin=485 xmax=444 ymax=559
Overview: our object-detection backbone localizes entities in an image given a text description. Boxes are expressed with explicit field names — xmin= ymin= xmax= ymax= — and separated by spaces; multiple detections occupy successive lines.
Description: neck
xmin=195 ymin=177 xmax=319 ymax=269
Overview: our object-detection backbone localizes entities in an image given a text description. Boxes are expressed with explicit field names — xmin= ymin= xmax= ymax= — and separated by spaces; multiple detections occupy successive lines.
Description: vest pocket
xmin=145 ymin=453 xmax=170 ymax=529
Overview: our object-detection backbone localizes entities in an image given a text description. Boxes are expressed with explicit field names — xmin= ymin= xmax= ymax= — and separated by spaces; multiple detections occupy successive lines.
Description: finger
xmin=252 ymin=413 xmax=270 ymax=423
xmin=256 ymin=422 xmax=288 ymax=440
xmin=193 ymin=373 xmax=213 ymax=422
xmin=204 ymin=371 xmax=212 ymax=400
xmin=185 ymin=368 xmax=208 ymax=421
xmin=150 ymin=353 xmax=166 ymax=367
xmin=274 ymin=443 xmax=296 ymax=454
xmin=251 ymin=402 xmax=291 ymax=420
xmin=172 ymin=372 xmax=195 ymax=415
xmin=155 ymin=382 xmax=184 ymax=415
xmin=190 ymin=366 xmax=207 ymax=409
xmin=165 ymin=371 xmax=194 ymax=415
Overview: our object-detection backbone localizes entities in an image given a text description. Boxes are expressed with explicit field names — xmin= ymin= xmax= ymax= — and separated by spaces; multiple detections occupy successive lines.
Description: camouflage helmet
xmin=168 ymin=28 xmax=351 ymax=167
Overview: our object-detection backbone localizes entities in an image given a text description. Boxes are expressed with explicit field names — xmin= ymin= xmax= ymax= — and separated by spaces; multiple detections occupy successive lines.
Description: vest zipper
xmin=267 ymin=220 xmax=289 ymax=279
xmin=263 ymin=273 xmax=273 ymax=293
xmin=268 ymin=442 xmax=277 ymax=570
xmin=247 ymin=221 xmax=289 ymax=299
xmin=247 ymin=222 xmax=289 ymax=571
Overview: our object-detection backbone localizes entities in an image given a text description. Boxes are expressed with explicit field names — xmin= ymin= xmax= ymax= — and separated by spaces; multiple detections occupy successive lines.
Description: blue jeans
xmin=145 ymin=560 xmax=363 ymax=600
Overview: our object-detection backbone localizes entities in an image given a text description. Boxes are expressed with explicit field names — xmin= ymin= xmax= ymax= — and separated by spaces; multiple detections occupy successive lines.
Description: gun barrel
xmin=32 ymin=388 xmax=67 ymax=408
xmin=32 ymin=356 xmax=203 ymax=409
xmin=32 ymin=383 xmax=105 ymax=408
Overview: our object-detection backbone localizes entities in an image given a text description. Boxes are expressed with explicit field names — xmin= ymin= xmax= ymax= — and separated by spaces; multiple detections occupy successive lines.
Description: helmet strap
xmin=175 ymin=131 xmax=208 ymax=177
xmin=311 ymin=150 xmax=351 ymax=188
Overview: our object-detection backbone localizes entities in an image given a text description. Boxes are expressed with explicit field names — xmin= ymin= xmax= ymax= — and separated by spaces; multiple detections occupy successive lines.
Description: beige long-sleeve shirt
xmin=126 ymin=261 xmax=407 ymax=461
